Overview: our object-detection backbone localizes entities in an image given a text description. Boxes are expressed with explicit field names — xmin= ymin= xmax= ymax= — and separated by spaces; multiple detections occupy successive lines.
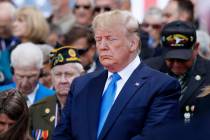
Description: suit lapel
xmin=98 ymin=63 xmax=148 ymax=140
xmin=87 ymin=71 xmax=108 ymax=140
xmin=180 ymin=57 xmax=207 ymax=107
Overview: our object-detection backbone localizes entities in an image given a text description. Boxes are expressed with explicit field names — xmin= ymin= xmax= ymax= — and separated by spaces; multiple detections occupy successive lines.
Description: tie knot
xmin=111 ymin=73 xmax=121 ymax=82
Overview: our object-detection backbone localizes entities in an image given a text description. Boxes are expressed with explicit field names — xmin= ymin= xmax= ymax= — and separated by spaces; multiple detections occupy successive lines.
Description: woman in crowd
xmin=0 ymin=89 xmax=32 ymax=140
xmin=73 ymin=0 xmax=94 ymax=26
xmin=12 ymin=6 xmax=49 ymax=44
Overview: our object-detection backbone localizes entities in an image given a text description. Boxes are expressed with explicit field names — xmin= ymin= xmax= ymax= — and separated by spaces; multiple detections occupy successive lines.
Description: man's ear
xmin=194 ymin=42 xmax=199 ymax=51
xmin=129 ymin=38 xmax=139 ymax=52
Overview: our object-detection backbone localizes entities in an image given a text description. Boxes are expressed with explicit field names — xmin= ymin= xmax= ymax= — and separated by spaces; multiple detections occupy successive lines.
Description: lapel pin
xmin=195 ymin=75 xmax=201 ymax=81
xmin=191 ymin=105 xmax=195 ymax=112
xmin=42 ymin=130 xmax=49 ymax=140
xmin=135 ymin=82 xmax=140 ymax=86
xmin=184 ymin=112 xmax=191 ymax=123
xmin=50 ymin=116 xmax=55 ymax=122
xmin=185 ymin=105 xmax=189 ymax=112
xmin=45 ymin=108 xmax=50 ymax=114
xmin=184 ymin=112 xmax=190 ymax=119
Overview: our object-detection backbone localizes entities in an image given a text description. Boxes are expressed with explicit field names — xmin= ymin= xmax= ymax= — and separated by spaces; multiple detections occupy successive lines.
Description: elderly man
xmin=0 ymin=42 xmax=55 ymax=107
xmin=30 ymin=46 xmax=84 ymax=140
xmin=145 ymin=21 xmax=210 ymax=117
xmin=52 ymin=10 xmax=180 ymax=140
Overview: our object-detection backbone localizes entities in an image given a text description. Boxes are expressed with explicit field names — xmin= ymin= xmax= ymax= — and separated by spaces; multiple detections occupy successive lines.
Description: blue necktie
xmin=97 ymin=73 xmax=121 ymax=138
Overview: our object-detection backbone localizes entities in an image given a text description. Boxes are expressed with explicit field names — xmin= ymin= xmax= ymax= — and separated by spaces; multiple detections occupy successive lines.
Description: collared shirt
xmin=103 ymin=55 xmax=141 ymax=101
xmin=86 ymin=61 xmax=97 ymax=73
xmin=27 ymin=84 xmax=39 ymax=107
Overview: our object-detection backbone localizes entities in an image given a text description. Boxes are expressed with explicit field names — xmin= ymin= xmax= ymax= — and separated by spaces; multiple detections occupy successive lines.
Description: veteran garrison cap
xmin=161 ymin=20 xmax=197 ymax=60
xmin=49 ymin=46 xmax=81 ymax=68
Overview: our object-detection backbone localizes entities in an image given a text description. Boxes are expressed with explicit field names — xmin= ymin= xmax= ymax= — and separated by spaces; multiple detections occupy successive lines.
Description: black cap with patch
xmin=49 ymin=46 xmax=81 ymax=68
xmin=161 ymin=20 xmax=196 ymax=60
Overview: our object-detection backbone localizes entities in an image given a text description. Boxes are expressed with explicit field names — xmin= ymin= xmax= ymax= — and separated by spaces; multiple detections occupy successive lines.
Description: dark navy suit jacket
xmin=52 ymin=63 xmax=180 ymax=140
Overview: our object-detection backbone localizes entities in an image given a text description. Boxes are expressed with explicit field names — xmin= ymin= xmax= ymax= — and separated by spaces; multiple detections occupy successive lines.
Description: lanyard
xmin=0 ymin=39 xmax=16 ymax=50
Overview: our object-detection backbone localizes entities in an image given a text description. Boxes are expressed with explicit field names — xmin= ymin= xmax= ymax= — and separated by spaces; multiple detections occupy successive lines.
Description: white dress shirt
xmin=103 ymin=55 xmax=141 ymax=101
xmin=27 ymin=84 xmax=39 ymax=107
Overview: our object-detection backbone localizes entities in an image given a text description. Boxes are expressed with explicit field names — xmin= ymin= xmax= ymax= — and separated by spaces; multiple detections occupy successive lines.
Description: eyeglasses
xmin=141 ymin=23 xmax=162 ymax=30
xmin=74 ymin=4 xmax=91 ymax=10
xmin=94 ymin=6 xmax=112 ymax=13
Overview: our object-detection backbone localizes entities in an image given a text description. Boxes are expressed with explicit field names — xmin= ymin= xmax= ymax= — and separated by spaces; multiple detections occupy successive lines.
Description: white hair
xmin=196 ymin=30 xmax=210 ymax=59
xmin=143 ymin=6 xmax=162 ymax=21
xmin=36 ymin=44 xmax=54 ymax=63
xmin=11 ymin=42 xmax=44 ymax=69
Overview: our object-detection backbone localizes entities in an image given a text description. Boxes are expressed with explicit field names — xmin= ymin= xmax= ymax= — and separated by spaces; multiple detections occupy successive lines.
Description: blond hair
xmin=15 ymin=7 xmax=49 ymax=43
xmin=92 ymin=10 xmax=140 ymax=53
xmin=92 ymin=10 xmax=139 ymax=36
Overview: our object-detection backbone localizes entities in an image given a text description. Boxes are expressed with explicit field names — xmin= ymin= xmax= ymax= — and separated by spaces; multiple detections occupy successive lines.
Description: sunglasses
xmin=74 ymin=4 xmax=91 ymax=10
xmin=77 ymin=47 xmax=90 ymax=56
xmin=141 ymin=23 xmax=162 ymax=29
xmin=94 ymin=6 xmax=111 ymax=13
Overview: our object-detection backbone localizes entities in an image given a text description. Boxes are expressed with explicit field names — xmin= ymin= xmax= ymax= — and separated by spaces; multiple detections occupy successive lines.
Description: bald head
xmin=0 ymin=2 xmax=16 ymax=38
xmin=0 ymin=1 xmax=16 ymax=17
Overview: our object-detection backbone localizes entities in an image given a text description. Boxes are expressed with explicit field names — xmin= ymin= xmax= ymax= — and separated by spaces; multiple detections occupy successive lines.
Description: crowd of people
xmin=0 ymin=0 xmax=210 ymax=140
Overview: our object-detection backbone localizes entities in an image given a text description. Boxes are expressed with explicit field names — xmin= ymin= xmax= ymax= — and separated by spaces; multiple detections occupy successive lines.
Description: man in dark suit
xmin=145 ymin=21 xmax=210 ymax=115
xmin=52 ymin=10 xmax=181 ymax=140
xmin=30 ymin=47 xmax=84 ymax=139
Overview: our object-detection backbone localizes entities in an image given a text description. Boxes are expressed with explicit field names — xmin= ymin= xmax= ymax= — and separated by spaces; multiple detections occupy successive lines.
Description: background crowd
xmin=0 ymin=0 xmax=210 ymax=140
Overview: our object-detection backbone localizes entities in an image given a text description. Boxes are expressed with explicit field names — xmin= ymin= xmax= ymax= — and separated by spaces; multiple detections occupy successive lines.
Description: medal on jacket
xmin=195 ymin=75 xmax=201 ymax=81
xmin=184 ymin=105 xmax=195 ymax=123
xmin=42 ymin=130 xmax=49 ymax=140
xmin=35 ymin=129 xmax=42 ymax=140
xmin=45 ymin=108 xmax=50 ymax=114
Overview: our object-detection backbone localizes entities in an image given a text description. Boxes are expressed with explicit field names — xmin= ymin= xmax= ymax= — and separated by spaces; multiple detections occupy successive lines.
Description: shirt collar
xmin=27 ymin=84 xmax=39 ymax=106
xmin=108 ymin=55 xmax=141 ymax=80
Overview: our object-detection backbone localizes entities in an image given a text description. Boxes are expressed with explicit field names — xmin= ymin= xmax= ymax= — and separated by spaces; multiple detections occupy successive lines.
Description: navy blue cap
xmin=161 ymin=20 xmax=196 ymax=60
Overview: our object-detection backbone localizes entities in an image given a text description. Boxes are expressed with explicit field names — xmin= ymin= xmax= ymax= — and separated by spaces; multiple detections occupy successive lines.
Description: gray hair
xmin=11 ymin=42 xmax=44 ymax=69
xmin=143 ymin=7 xmax=162 ymax=21
xmin=36 ymin=44 xmax=54 ymax=63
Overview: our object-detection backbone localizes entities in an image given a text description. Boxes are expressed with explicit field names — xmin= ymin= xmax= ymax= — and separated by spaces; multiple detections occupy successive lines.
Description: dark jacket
xmin=30 ymin=95 xmax=57 ymax=140
xmin=52 ymin=63 xmax=180 ymax=140
xmin=145 ymin=56 xmax=210 ymax=109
